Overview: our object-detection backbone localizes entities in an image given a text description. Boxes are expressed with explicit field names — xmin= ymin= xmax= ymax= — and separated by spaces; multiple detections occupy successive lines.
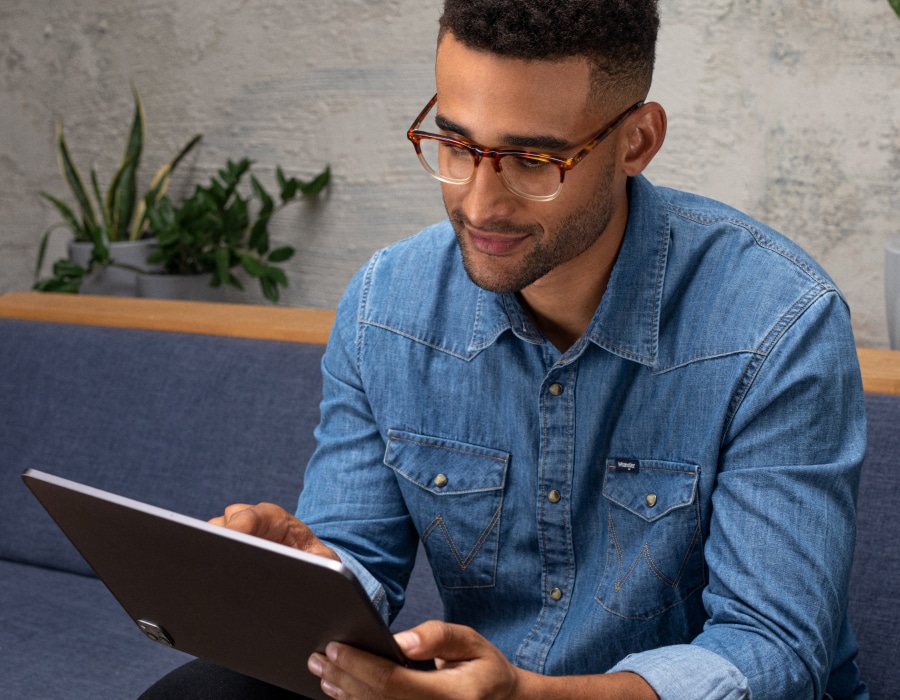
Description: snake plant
xmin=34 ymin=84 xmax=200 ymax=292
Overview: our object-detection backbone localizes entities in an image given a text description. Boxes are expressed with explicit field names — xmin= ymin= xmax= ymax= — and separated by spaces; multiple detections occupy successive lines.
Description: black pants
xmin=139 ymin=659 xmax=313 ymax=699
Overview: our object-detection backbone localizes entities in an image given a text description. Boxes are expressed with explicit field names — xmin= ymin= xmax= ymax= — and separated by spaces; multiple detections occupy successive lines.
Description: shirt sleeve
xmin=609 ymin=645 xmax=750 ymax=700
xmin=295 ymin=259 xmax=420 ymax=624
xmin=656 ymin=289 xmax=864 ymax=698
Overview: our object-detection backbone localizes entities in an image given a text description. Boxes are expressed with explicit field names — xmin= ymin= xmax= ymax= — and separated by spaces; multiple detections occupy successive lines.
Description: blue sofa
xmin=0 ymin=293 xmax=897 ymax=698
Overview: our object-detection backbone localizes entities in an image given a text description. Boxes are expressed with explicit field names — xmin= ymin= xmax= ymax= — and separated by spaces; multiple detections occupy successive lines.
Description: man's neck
xmin=518 ymin=206 xmax=628 ymax=353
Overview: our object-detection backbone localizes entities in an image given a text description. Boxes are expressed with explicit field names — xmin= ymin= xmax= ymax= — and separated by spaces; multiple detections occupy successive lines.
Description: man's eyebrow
xmin=433 ymin=114 xmax=572 ymax=153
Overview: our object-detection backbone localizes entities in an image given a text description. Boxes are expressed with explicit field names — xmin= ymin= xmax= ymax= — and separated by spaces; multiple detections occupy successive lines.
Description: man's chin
xmin=457 ymin=244 xmax=543 ymax=294
xmin=449 ymin=214 xmax=547 ymax=294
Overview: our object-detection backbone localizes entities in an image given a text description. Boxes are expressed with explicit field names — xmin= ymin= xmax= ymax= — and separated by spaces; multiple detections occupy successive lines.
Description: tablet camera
xmin=137 ymin=619 xmax=175 ymax=647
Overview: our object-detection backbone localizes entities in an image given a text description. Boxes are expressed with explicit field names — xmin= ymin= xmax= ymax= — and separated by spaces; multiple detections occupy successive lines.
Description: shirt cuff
xmin=609 ymin=644 xmax=751 ymax=700
xmin=329 ymin=544 xmax=391 ymax=622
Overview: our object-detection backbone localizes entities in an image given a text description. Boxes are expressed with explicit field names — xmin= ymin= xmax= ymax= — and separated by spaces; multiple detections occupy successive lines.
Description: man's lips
xmin=466 ymin=228 xmax=529 ymax=255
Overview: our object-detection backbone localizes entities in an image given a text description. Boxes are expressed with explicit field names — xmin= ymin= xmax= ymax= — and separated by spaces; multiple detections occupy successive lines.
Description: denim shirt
xmin=297 ymin=175 xmax=867 ymax=700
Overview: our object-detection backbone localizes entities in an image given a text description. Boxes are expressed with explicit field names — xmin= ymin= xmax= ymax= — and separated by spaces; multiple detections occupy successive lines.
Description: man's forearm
xmin=517 ymin=669 xmax=659 ymax=700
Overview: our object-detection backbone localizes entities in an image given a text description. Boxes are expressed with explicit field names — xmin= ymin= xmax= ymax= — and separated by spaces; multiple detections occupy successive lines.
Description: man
xmin=144 ymin=1 xmax=868 ymax=698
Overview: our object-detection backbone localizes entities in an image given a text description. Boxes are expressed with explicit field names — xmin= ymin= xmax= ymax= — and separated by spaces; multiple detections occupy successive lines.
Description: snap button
xmin=548 ymin=490 xmax=561 ymax=504
xmin=549 ymin=383 xmax=564 ymax=396
xmin=645 ymin=494 xmax=657 ymax=508
xmin=434 ymin=474 xmax=448 ymax=488
xmin=550 ymin=587 xmax=563 ymax=601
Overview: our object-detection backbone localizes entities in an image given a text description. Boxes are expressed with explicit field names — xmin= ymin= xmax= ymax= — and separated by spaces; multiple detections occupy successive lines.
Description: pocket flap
xmin=602 ymin=459 xmax=699 ymax=522
xmin=385 ymin=430 xmax=509 ymax=495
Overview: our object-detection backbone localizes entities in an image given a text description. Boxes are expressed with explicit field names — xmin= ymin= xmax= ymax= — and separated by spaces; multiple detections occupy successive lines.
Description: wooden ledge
xmin=0 ymin=291 xmax=335 ymax=345
xmin=856 ymin=348 xmax=900 ymax=396
xmin=2 ymin=291 xmax=899 ymax=394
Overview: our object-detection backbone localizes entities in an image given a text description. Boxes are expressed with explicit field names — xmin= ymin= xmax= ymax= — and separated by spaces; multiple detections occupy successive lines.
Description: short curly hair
xmin=439 ymin=0 xmax=659 ymax=101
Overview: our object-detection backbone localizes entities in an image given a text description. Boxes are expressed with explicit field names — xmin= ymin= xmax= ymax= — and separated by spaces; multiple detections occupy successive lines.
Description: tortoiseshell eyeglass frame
xmin=406 ymin=94 xmax=644 ymax=202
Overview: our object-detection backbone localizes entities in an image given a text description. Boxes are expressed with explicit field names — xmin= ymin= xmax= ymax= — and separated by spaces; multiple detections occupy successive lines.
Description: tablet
xmin=22 ymin=469 xmax=422 ymax=699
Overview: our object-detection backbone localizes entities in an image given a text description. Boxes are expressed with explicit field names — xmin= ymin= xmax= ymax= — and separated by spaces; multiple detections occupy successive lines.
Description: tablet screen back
xmin=22 ymin=469 xmax=408 ymax=699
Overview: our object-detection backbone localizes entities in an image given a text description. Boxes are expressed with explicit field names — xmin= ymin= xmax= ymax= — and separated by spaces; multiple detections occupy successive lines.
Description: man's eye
xmin=441 ymin=142 xmax=470 ymax=157
xmin=511 ymin=156 xmax=553 ymax=170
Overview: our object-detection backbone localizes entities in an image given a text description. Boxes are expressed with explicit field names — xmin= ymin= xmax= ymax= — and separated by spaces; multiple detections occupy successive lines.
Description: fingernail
xmin=394 ymin=631 xmax=420 ymax=653
xmin=308 ymin=654 xmax=324 ymax=676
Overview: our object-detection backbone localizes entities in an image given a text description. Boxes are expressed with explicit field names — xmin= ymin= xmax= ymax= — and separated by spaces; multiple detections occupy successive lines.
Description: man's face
xmin=435 ymin=33 xmax=628 ymax=294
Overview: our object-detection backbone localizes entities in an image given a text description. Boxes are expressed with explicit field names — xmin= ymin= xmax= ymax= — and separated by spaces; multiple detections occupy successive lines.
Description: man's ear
xmin=619 ymin=102 xmax=667 ymax=176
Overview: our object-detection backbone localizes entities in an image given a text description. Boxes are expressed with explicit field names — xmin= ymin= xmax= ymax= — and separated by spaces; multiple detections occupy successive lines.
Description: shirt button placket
xmin=547 ymin=384 xmax=565 ymax=507
xmin=518 ymin=370 xmax=575 ymax=670
xmin=544 ymin=382 xmax=570 ymax=620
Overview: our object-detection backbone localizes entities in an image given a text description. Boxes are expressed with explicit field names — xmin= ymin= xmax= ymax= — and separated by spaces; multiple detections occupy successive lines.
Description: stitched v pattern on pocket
xmin=422 ymin=503 xmax=503 ymax=572
xmin=608 ymin=508 xmax=702 ymax=592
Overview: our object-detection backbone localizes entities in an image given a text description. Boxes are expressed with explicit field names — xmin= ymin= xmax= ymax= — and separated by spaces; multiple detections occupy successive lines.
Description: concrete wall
xmin=1 ymin=0 xmax=898 ymax=346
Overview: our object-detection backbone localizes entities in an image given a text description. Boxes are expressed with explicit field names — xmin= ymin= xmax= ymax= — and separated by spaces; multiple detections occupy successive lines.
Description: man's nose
xmin=460 ymin=159 xmax=517 ymax=227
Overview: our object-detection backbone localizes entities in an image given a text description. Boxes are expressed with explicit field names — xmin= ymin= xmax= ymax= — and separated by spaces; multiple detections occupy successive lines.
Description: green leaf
xmin=267 ymin=245 xmax=294 ymax=263
xmin=125 ymin=83 xmax=146 ymax=167
xmin=227 ymin=272 xmax=244 ymax=290
xmin=34 ymin=223 xmax=70 ymax=279
xmin=107 ymin=83 xmax=145 ymax=241
xmin=56 ymin=122 xmax=99 ymax=232
xmin=33 ymin=277 xmax=81 ymax=294
xmin=91 ymin=168 xmax=113 ymax=237
xmin=209 ymin=179 xmax=228 ymax=206
xmin=297 ymin=165 xmax=331 ymax=196
xmin=40 ymin=193 xmax=84 ymax=238
xmin=52 ymin=259 xmax=86 ymax=278
xmin=248 ymin=218 xmax=270 ymax=254
xmin=279 ymin=174 xmax=299 ymax=202
xmin=86 ymin=225 xmax=110 ymax=263
xmin=106 ymin=135 xmax=141 ymax=241
xmin=108 ymin=149 xmax=140 ymax=242
xmin=890 ymin=0 xmax=900 ymax=18
xmin=260 ymin=275 xmax=279 ymax=303
xmin=239 ymin=253 xmax=267 ymax=277
xmin=264 ymin=265 xmax=288 ymax=288
xmin=251 ymin=175 xmax=274 ymax=215
xmin=169 ymin=133 xmax=203 ymax=171
xmin=145 ymin=134 xmax=203 ymax=203
xmin=214 ymin=247 xmax=231 ymax=285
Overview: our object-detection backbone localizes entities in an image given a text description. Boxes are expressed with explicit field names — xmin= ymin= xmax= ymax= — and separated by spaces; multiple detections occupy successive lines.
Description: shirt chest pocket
xmin=595 ymin=459 xmax=705 ymax=619
xmin=385 ymin=430 xmax=509 ymax=590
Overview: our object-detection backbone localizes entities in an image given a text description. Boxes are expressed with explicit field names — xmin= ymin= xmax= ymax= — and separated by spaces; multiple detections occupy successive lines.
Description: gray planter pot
xmin=887 ymin=239 xmax=900 ymax=350
xmin=68 ymin=239 xmax=163 ymax=297
xmin=136 ymin=273 xmax=226 ymax=302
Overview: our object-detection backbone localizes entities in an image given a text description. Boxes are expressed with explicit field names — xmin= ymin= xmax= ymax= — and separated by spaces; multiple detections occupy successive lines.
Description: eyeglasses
xmin=407 ymin=94 xmax=643 ymax=202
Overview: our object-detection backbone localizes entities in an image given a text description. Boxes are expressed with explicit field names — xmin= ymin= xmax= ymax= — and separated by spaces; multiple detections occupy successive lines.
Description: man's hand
xmin=307 ymin=620 xmax=658 ymax=700
xmin=209 ymin=503 xmax=340 ymax=562
xmin=308 ymin=620 xmax=521 ymax=700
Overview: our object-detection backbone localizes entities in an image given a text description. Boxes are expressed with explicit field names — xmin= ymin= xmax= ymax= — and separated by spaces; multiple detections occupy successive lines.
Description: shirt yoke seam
xmin=664 ymin=205 xmax=831 ymax=288
xmin=722 ymin=284 xmax=835 ymax=438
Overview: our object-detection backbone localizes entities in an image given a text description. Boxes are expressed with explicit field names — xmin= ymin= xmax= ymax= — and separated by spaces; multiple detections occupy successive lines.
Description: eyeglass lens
xmin=416 ymin=138 xmax=562 ymax=199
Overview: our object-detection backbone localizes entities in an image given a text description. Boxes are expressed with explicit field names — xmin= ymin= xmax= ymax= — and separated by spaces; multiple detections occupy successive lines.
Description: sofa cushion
xmin=0 ymin=319 xmax=325 ymax=576
xmin=848 ymin=392 xmax=900 ymax=697
xmin=0 ymin=560 xmax=193 ymax=699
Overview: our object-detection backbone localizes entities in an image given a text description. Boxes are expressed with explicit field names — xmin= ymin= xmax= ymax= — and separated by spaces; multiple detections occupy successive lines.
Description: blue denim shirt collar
xmin=469 ymin=175 xmax=666 ymax=368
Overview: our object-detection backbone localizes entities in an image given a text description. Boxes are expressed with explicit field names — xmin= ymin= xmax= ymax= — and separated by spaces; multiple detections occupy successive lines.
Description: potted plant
xmin=140 ymin=158 xmax=330 ymax=304
xmin=887 ymin=0 xmax=900 ymax=347
xmin=33 ymin=83 xmax=201 ymax=295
